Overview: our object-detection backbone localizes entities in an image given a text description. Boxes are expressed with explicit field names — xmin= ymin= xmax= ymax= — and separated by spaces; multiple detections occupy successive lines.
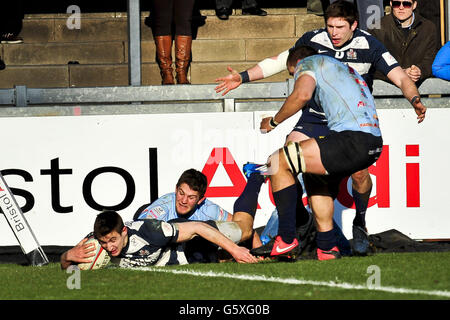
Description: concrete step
xmin=4 ymin=42 xmax=126 ymax=65
xmin=0 ymin=8 xmax=323 ymax=88
xmin=0 ymin=62 xmax=289 ymax=88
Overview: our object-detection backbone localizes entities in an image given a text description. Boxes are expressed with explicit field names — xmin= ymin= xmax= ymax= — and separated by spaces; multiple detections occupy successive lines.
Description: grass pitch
xmin=1 ymin=251 xmax=449 ymax=301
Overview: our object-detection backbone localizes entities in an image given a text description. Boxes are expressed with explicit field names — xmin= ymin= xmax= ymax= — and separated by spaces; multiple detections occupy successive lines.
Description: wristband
xmin=411 ymin=95 xmax=420 ymax=105
xmin=269 ymin=117 xmax=279 ymax=129
xmin=239 ymin=71 xmax=250 ymax=83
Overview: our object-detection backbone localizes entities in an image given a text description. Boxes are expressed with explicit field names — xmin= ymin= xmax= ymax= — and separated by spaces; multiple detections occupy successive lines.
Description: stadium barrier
xmin=0 ymin=77 xmax=449 ymax=249
xmin=0 ymin=78 xmax=448 ymax=117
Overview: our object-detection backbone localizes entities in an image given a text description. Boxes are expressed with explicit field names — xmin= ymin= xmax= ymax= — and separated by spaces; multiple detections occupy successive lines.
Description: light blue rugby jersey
xmin=294 ymin=55 xmax=381 ymax=136
xmin=137 ymin=192 xmax=230 ymax=222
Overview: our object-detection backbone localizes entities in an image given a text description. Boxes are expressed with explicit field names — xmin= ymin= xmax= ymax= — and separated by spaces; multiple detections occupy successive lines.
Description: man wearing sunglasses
xmin=215 ymin=0 xmax=426 ymax=258
xmin=369 ymin=0 xmax=439 ymax=87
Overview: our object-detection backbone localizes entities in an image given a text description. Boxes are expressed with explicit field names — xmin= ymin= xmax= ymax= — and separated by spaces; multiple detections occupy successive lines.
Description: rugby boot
xmin=352 ymin=225 xmax=370 ymax=256
xmin=155 ymin=35 xmax=175 ymax=85
xmin=243 ymin=162 xmax=269 ymax=179
xmin=175 ymin=35 xmax=192 ymax=84
xmin=316 ymin=246 xmax=341 ymax=261
xmin=251 ymin=235 xmax=300 ymax=261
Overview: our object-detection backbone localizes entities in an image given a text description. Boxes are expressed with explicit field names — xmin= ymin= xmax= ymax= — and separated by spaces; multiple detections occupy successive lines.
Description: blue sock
xmin=316 ymin=228 xmax=337 ymax=251
xmin=352 ymin=187 xmax=372 ymax=228
xmin=273 ymin=184 xmax=298 ymax=244
xmin=233 ymin=172 xmax=265 ymax=218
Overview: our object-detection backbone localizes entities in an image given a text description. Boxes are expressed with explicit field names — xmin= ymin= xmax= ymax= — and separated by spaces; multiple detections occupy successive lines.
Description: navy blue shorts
xmin=292 ymin=104 xmax=329 ymax=138
xmin=292 ymin=119 xmax=330 ymax=138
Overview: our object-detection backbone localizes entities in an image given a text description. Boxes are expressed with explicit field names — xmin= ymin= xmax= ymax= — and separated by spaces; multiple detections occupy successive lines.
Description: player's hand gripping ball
xmin=78 ymin=237 xmax=111 ymax=270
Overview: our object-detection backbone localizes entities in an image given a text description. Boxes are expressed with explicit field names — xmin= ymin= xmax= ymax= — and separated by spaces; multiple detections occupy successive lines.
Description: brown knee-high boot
xmin=154 ymin=35 xmax=175 ymax=85
xmin=175 ymin=35 xmax=192 ymax=84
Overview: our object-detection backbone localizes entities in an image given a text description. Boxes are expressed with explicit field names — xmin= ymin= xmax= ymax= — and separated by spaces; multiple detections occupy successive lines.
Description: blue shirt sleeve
xmin=432 ymin=42 xmax=450 ymax=81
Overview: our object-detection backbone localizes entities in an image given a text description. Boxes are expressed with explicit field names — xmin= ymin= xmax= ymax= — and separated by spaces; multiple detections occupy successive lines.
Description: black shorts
xmin=315 ymin=130 xmax=383 ymax=176
xmin=303 ymin=173 xmax=345 ymax=199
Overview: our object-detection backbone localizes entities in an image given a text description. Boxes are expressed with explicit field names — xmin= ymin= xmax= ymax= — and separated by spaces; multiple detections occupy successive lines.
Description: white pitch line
xmin=137 ymin=267 xmax=450 ymax=298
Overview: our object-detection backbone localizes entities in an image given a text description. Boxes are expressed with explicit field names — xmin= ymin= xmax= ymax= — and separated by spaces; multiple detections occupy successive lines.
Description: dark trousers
xmin=216 ymin=0 xmax=258 ymax=10
xmin=151 ymin=0 xmax=195 ymax=36
xmin=0 ymin=0 xmax=24 ymax=34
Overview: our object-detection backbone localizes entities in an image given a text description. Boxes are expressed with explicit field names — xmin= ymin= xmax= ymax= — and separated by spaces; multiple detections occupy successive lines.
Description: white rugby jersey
xmin=292 ymin=28 xmax=399 ymax=126
xmin=294 ymin=28 xmax=399 ymax=89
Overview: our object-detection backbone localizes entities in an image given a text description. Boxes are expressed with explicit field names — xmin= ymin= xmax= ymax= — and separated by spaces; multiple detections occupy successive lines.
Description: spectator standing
xmin=148 ymin=0 xmax=194 ymax=85
xmin=369 ymin=0 xmax=439 ymax=87
xmin=215 ymin=0 xmax=267 ymax=20
xmin=432 ymin=41 xmax=450 ymax=81
xmin=0 ymin=1 xmax=24 ymax=71
xmin=0 ymin=1 xmax=24 ymax=44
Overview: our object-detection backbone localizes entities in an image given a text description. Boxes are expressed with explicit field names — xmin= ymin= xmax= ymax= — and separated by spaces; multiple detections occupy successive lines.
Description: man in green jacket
xmin=369 ymin=0 xmax=439 ymax=87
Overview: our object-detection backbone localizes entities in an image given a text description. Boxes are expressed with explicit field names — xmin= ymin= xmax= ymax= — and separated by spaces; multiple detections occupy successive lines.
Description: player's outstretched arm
xmin=411 ymin=97 xmax=426 ymax=123
xmin=214 ymin=50 xmax=289 ymax=96
xmin=386 ymin=66 xmax=426 ymax=123
xmin=214 ymin=65 xmax=264 ymax=96
xmin=60 ymin=237 xmax=96 ymax=270
xmin=176 ymin=221 xmax=258 ymax=263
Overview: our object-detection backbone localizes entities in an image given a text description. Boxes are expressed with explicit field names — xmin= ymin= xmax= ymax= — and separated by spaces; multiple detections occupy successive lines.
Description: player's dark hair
xmin=176 ymin=169 xmax=208 ymax=199
xmin=287 ymin=45 xmax=317 ymax=69
xmin=325 ymin=0 xmax=359 ymax=26
xmin=93 ymin=210 xmax=124 ymax=238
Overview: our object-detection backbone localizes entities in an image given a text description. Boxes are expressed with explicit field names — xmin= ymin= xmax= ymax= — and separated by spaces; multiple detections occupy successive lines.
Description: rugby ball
xmin=78 ymin=237 xmax=111 ymax=270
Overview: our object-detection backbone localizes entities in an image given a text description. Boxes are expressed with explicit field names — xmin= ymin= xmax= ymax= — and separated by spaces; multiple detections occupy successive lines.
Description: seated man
xmin=250 ymin=45 xmax=426 ymax=261
xmin=60 ymin=210 xmax=258 ymax=269
xmin=369 ymin=0 xmax=439 ymax=87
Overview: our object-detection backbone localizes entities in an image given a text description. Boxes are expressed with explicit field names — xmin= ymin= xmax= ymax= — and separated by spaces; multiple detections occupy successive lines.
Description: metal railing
xmin=1 ymin=0 xmax=448 ymax=116
xmin=127 ymin=0 xmax=141 ymax=86
xmin=0 ymin=78 xmax=448 ymax=118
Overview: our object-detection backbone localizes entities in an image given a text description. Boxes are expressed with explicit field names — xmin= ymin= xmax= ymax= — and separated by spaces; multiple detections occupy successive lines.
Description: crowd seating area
xmin=0 ymin=7 xmax=323 ymax=88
